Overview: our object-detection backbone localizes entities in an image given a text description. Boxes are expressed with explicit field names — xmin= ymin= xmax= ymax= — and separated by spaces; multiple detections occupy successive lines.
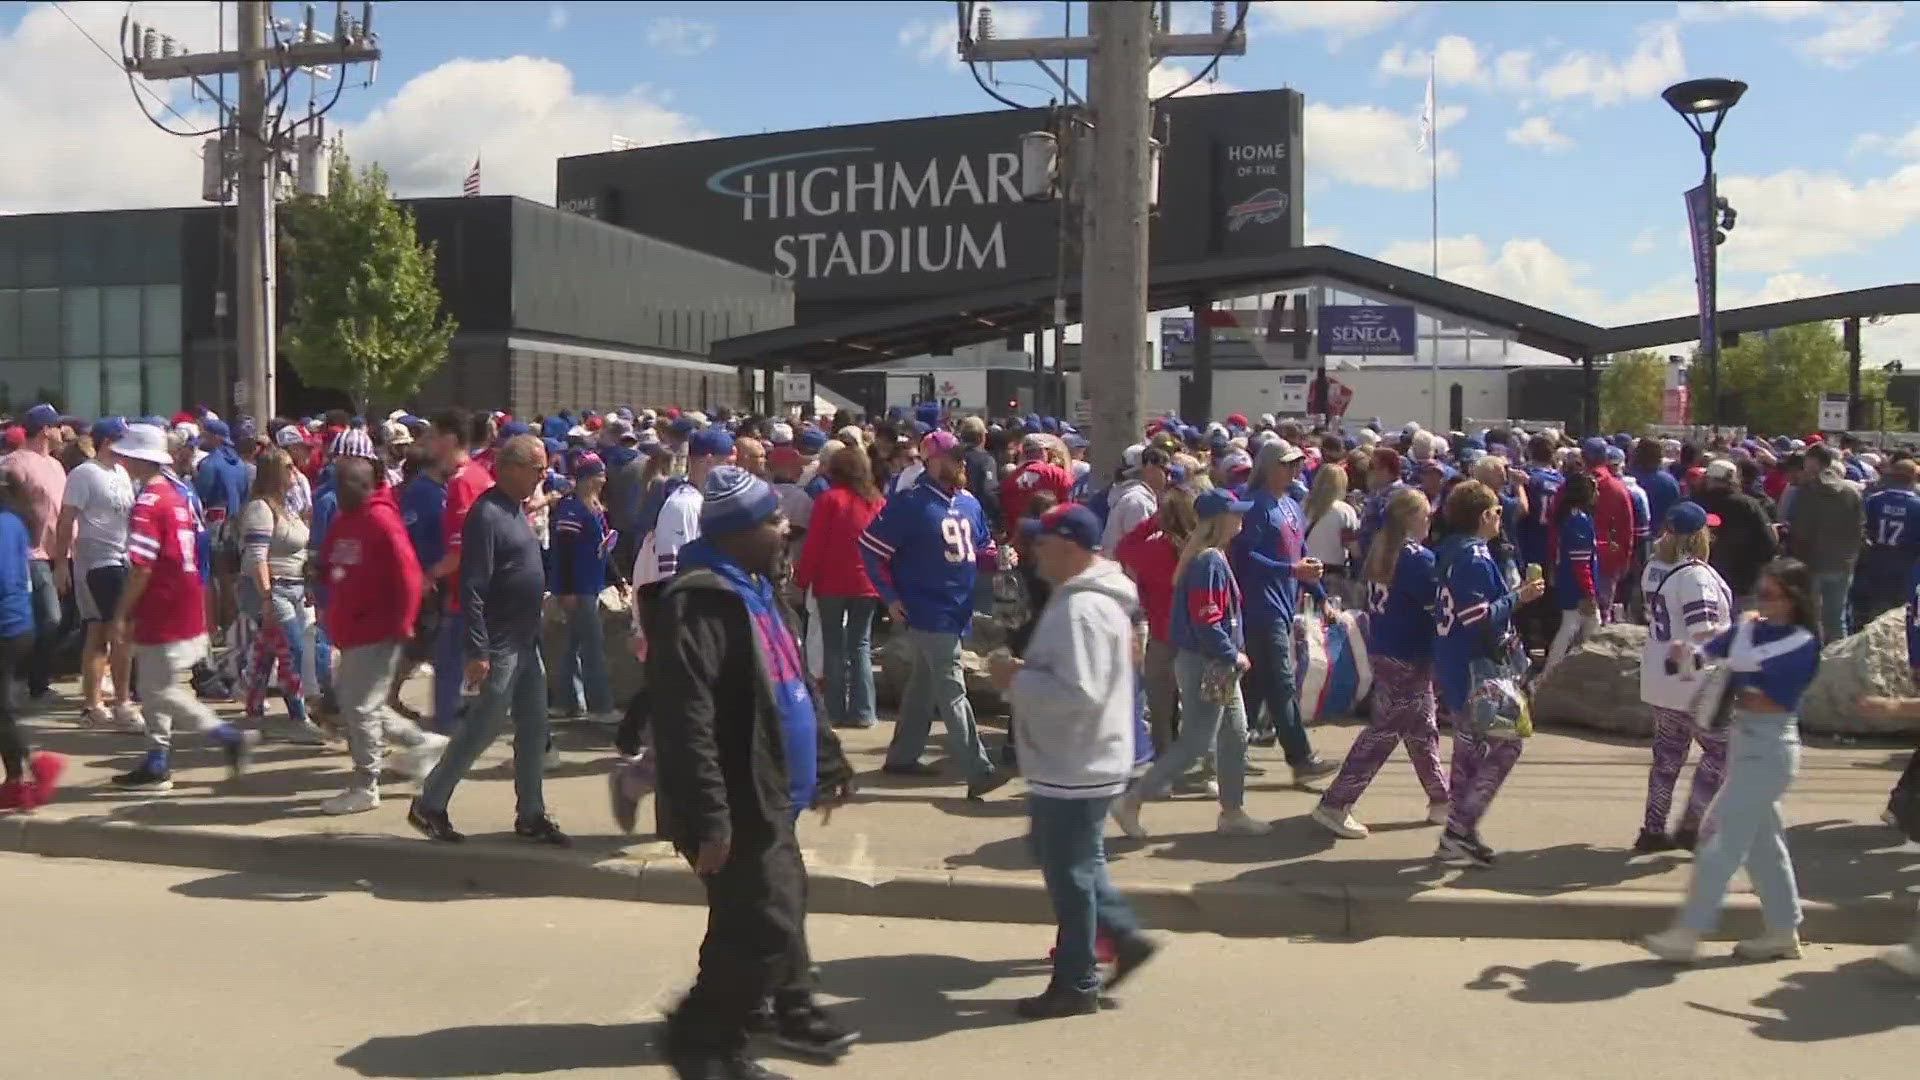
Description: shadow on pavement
xmin=169 ymin=868 xmax=488 ymax=905
xmin=1466 ymin=955 xmax=1744 ymax=1003
xmin=336 ymin=1021 xmax=657 ymax=1076
xmin=1204 ymin=841 xmax=1686 ymax=897
xmin=814 ymin=952 xmax=1048 ymax=1044
xmin=1686 ymin=958 xmax=1920 ymax=1042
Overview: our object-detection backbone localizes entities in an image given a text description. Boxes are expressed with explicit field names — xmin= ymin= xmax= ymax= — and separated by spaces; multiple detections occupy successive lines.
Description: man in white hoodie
xmin=1099 ymin=446 xmax=1171 ymax=554
xmin=989 ymin=503 xmax=1158 ymax=1021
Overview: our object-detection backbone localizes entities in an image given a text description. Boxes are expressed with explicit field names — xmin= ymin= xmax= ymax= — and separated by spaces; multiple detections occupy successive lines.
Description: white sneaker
xmin=401 ymin=733 xmax=449 ymax=780
xmin=1732 ymin=930 xmax=1802 ymax=962
xmin=1641 ymin=927 xmax=1702 ymax=964
xmin=112 ymin=702 xmax=145 ymax=732
xmin=544 ymin=746 xmax=563 ymax=771
xmin=1110 ymin=795 xmax=1147 ymax=840
xmin=1428 ymin=802 xmax=1451 ymax=826
xmin=589 ymin=710 xmax=623 ymax=726
xmin=1217 ymin=809 xmax=1271 ymax=836
xmin=1877 ymin=943 xmax=1920 ymax=978
xmin=322 ymin=788 xmax=380 ymax=815
xmin=77 ymin=704 xmax=110 ymax=728
xmin=1311 ymin=803 xmax=1369 ymax=839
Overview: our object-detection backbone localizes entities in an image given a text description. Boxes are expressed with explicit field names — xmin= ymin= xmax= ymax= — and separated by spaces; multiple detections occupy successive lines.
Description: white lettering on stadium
xmin=1225 ymin=144 xmax=1287 ymax=162
xmin=772 ymin=224 xmax=1007 ymax=279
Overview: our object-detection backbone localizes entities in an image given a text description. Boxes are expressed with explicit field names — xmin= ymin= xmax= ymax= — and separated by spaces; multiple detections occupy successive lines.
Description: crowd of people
xmin=0 ymin=397 xmax=1918 ymax=1078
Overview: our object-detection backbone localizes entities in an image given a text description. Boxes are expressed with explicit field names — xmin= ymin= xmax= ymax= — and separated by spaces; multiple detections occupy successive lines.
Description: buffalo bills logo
xmin=1226 ymin=187 xmax=1287 ymax=232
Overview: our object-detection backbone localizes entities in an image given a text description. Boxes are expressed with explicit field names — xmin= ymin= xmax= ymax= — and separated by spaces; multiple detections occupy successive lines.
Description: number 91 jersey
xmin=857 ymin=476 xmax=995 ymax=636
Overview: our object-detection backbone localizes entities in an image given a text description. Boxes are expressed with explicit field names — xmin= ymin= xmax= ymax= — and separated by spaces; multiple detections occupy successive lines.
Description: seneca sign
xmin=1317 ymin=305 xmax=1417 ymax=357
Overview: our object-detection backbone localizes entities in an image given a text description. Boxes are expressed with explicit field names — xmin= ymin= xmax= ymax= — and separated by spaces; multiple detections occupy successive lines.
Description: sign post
xmin=1819 ymin=393 xmax=1849 ymax=433
xmin=779 ymin=372 xmax=814 ymax=409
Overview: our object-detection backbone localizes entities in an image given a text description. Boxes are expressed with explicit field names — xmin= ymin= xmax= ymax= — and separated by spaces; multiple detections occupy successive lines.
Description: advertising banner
xmin=1685 ymin=183 xmax=1716 ymax=348
xmin=1316 ymin=305 xmax=1416 ymax=356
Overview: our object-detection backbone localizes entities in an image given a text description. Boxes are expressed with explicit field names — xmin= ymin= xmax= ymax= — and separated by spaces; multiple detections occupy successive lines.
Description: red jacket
xmin=1590 ymin=466 xmax=1636 ymax=579
xmin=1000 ymin=460 xmax=1074 ymax=525
xmin=1115 ymin=513 xmax=1178 ymax=642
xmin=794 ymin=483 xmax=883 ymax=599
xmin=318 ymin=487 xmax=424 ymax=649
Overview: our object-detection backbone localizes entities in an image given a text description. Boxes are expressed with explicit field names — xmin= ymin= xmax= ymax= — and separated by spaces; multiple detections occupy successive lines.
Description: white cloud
xmin=1378 ymin=34 xmax=1489 ymax=86
xmin=1854 ymin=123 xmax=1920 ymax=159
xmin=1714 ymin=163 xmax=1920 ymax=272
xmin=547 ymin=4 xmax=569 ymax=32
xmin=343 ymin=57 xmax=708 ymax=205
xmin=1677 ymin=1 xmax=1828 ymax=23
xmin=1506 ymin=115 xmax=1572 ymax=152
xmin=1376 ymin=25 xmax=1683 ymax=108
xmin=1255 ymin=1 xmax=1419 ymax=46
xmin=1305 ymin=102 xmax=1463 ymax=192
xmin=646 ymin=16 xmax=717 ymax=56
xmin=1628 ymin=227 xmax=1666 ymax=256
xmin=1148 ymin=61 xmax=1235 ymax=98
xmin=899 ymin=5 xmax=1042 ymax=69
xmin=1800 ymin=2 xmax=1904 ymax=67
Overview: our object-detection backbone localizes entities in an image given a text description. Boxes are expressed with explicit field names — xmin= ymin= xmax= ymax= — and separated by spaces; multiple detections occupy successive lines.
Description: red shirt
xmin=125 ymin=476 xmax=207 ymax=645
xmin=1589 ymin=466 xmax=1636 ymax=578
xmin=794 ymin=484 xmax=883 ymax=599
xmin=1114 ymin=513 xmax=1178 ymax=642
xmin=999 ymin=460 xmax=1073 ymax=525
xmin=441 ymin=458 xmax=495 ymax=612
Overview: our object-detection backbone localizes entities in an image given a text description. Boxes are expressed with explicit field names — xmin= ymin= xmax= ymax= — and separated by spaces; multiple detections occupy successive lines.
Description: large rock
xmin=874 ymin=637 xmax=1007 ymax=716
xmin=543 ymin=587 xmax=644 ymax=707
xmin=1799 ymin=606 xmax=1918 ymax=735
xmin=1531 ymin=623 xmax=1653 ymax=736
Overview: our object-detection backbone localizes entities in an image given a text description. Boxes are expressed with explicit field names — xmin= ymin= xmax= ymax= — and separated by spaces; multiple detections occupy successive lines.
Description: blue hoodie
xmin=194 ymin=443 xmax=249 ymax=534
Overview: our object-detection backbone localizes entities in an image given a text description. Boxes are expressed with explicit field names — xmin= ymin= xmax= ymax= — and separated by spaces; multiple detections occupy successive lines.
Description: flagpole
xmin=1428 ymin=53 xmax=1440 ymax=431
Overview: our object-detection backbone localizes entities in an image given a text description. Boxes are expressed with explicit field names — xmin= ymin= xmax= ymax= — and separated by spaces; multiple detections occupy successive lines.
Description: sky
xmin=3 ymin=0 xmax=1917 ymax=363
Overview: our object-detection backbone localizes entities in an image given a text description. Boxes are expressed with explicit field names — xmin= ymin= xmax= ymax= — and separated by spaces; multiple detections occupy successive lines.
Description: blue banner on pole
xmin=1316 ymin=305 xmax=1416 ymax=356
xmin=1685 ymin=182 xmax=1716 ymax=347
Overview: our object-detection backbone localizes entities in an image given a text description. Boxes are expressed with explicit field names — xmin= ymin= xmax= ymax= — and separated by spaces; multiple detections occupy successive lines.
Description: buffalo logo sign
xmin=1226 ymin=187 xmax=1288 ymax=232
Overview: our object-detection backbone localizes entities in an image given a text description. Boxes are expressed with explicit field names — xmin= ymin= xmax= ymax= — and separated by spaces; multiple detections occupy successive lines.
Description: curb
xmin=3 ymin=814 xmax=1911 ymax=945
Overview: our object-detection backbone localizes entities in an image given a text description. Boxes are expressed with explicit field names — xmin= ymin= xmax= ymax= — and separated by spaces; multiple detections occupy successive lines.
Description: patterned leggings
xmin=245 ymin=617 xmax=303 ymax=716
xmin=1320 ymin=656 xmax=1449 ymax=812
xmin=1446 ymin=728 xmax=1523 ymax=836
xmin=1644 ymin=704 xmax=1728 ymax=835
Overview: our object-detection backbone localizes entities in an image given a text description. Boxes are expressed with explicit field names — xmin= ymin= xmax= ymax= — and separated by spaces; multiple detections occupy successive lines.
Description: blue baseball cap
xmin=1020 ymin=502 xmax=1102 ymax=550
xmin=1666 ymin=501 xmax=1721 ymax=535
xmin=669 ymin=417 xmax=697 ymax=437
xmin=202 ymin=418 xmax=231 ymax=439
xmin=1580 ymin=436 xmax=1609 ymax=462
xmin=22 ymin=403 xmax=58 ymax=434
xmin=688 ymin=428 xmax=735 ymax=459
xmin=797 ymin=429 xmax=827 ymax=454
xmin=1194 ymin=488 xmax=1254 ymax=519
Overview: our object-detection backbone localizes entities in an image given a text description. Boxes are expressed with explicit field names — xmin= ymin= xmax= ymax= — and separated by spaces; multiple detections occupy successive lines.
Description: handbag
xmin=1683 ymin=617 xmax=1748 ymax=733
xmin=1464 ymin=629 xmax=1533 ymax=740
xmin=1199 ymin=656 xmax=1240 ymax=705
xmin=991 ymin=546 xmax=1031 ymax=629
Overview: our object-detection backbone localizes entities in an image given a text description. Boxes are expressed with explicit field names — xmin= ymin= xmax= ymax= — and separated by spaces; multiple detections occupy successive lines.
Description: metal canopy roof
xmin=710 ymin=245 xmax=1920 ymax=369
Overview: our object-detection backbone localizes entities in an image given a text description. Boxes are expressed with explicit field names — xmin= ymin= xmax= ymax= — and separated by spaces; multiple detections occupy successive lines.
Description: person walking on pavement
xmin=2 ymin=404 xmax=67 ymax=700
xmin=1582 ymin=437 xmax=1635 ymax=622
xmin=549 ymin=452 xmax=620 ymax=724
xmin=989 ymin=503 xmax=1160 ymax=1019
xmin=859 ymin=430 xmax=1004 ymax=799
xmin=1114 ymin=486 xmax=1199 ymax=760
xmin=109 ymin=423 xmax=254 ymax=792
xmin=1541 ymin=472 xmax=1600 ymax=678
xmin=429 ymin=409 xmax=496 ymax=735
xmin=652 ymin=465 xmax=858 ymax=1079
xmin=0 ymin=469 xmax=63 ymax=811
xmin=193 ymin=416 xmax=249 ymax=645
xmin=316 ymin=456 xmax=448 ymax=815
xmin=1787 ymin=443 xmax=1864 ymax=642
xmin=792 ymin=446 xmax=884 ymax=731
xmin=409 ymin=434 xmax=569 ymax=846
xmin=1313 ymin=487 xmax=1451 ymax=839
xmin=1110 ymin=489 xmax=1270 ymax=840
xmin=51 ymin=417 xmax=139 ymax=731
xmin=1643 ymin=558 xmax=1821 ymax=964
xmin=237 ymin=448 xmax=327 ymax=745
xmin=1229 ymin=440 xmax=1336 ymax=783
xmin=1853 ymin=458 xmax=1920 ymax=627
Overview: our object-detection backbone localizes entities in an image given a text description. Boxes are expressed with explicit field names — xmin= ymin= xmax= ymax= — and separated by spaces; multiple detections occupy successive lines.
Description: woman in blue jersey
xmin=1432 ymin=481 xmax=1546 ymax=868
xmin=1542 ymin=472 xmax=1599 ymax=677
xmin=1643 ymin=558 xmax=1822 ymax=964
xmin=1313 ymin=487 xmax=1450 ymax=839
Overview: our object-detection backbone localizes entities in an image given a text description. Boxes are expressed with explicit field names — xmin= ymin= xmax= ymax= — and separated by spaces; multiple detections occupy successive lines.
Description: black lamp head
xmin=1662 ymin=78 xmax=1748 ymax=136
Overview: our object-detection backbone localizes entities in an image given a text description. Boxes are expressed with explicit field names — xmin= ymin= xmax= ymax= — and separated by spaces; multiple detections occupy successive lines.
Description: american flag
xmin=462 ymin=155 xmax=481 ymax=197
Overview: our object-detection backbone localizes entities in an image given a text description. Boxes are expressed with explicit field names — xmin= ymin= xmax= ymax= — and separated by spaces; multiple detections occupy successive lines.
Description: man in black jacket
xmin=1695 ymin=458 xmax=1777 ymax=612
xmin=652 ymin=465 xmax=857 ymax=1080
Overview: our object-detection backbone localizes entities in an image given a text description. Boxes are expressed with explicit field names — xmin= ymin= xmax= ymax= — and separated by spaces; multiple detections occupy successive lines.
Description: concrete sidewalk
xmin=7 ymin=683 xmax=1918 ymax=944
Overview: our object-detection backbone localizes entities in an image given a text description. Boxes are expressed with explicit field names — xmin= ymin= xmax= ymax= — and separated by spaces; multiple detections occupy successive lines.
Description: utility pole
xmin=961 ymin=1 xmax=1247 ymax=479
xmin=126 ymin=1 xmax=380 ymax=420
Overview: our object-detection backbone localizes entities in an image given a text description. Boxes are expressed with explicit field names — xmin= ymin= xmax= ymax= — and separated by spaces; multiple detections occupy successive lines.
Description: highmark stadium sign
xmin=556 ymin=89 xmax=1306 ymax=322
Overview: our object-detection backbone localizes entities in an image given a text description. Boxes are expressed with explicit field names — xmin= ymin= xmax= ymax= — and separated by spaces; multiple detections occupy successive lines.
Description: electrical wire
xmin=47 ymin=1 xmax=221 ymax=142
xmin=1152 ymin=0 xmax=1248 ymax=104
xmin=957 ymin=0 xmax=1044 ymax=112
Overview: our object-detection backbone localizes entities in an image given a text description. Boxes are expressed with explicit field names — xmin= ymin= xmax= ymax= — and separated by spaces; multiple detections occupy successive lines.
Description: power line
xmin=50 ymin=0 xmax=213 ymax=142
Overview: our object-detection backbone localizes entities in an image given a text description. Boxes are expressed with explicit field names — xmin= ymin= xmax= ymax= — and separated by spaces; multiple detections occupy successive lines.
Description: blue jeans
xmin=1246 ymin=620 xmax=1315 ymax=766
xmin=432 ymin=609 xmax=469 ymax=735
xmin=1134 ymin=650 xmax=1248 ymax=808
xmin=313 ymin=620 xmax=335 ymax=695
xmin=242 ymin=577 xmax=311 ymax=722
xmin=1027 ymin=794 xmax=1141 ymax=994
xmin=816 ymin=595 xmax=877 ymax=727
xmin=419 ymin=641 xmax=549 ymax=819
xmin=554 ymin=596 xmax=612 ymax=715
xmin=884 ymin=628 xmax=992 ymax=780
xmin=1811 ymin=571 xmax=1850 ymax=643
xmin=1677 ymin=710 xmax=1802 ymax=934
xmin=25 ymin=559 xmax=58 ymax=695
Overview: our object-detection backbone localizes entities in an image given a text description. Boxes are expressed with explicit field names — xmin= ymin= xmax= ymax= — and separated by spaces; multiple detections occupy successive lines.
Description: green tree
xmin=1693 ymin=321 xmax=1901 ymax=434
xmin=281 ymin=152 xmax=456 ymax=413
xmin=1599 ymin=349 xmax=1666 ymax=433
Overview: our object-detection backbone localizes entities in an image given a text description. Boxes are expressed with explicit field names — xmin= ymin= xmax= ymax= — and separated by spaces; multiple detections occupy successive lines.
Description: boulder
xmin=1531 ymin=623 xmax=1653 ymax=736
xmin=1798 ymin=606 xmax=1918 ymax=735
xmin=543 ymin=587 xmax=645 ymax=708
xmin=874 ymin=637 xmax=1007 ymax=716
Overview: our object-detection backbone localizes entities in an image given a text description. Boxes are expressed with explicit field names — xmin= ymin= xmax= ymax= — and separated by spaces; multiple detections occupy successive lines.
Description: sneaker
xmin=111 ymin=763 xmax=174 ymax=792
xmin=1633 ymin=829 xmax=1678 ymax=854
xmin=1464 ymin=830 xmax=1498 ymax=863
xmin=322 ymin=787 xmax=381 ymax=815
xmin=77 ymin=704 xmax=110 ymax=729
xmin=1436 ymin=829 xmax=1493 ymax=869
xmin=1311 ymin=803 xmax=1369 ymax=839
xmin=834 ymin=717 xmax=877 ymax=730
xmin=400 ymin=733 xmax=450 ymax=781
xmin=25 ymin=751 xmax=65 ymax=808
xmin=548 ymin=706 xmax=587 ymax=722
xmin=1110 ymin=794 xmax=1147 ymax=840
xmin=966 ymin=770 xmax=1011 ymax=802
xmin=406 ymin=799 xmax=464 ymax=843
xmin=1427 ymin=801 xmax=1450 ymax=826
xmin=1242 ymin=761 xmax=1268 ymax=777
xmin=879 ymin=762 xmax=941 ymax=778
xmin=1291 ymin=757 xmax=1338 ymax=786
xmin=269 ymin=718 xmax=329 ymax=746
xmin=1732 ymin=930 xmax=1802 ymax=962
xmin=1014 ymin=986 xmax=1101 ymax=1019
xmin=771 ymin=1004 xmax=859 ymax=1059
xmin=543 ymin=745 xmax=563 ymax=771
xmin=1104 ymin=933 xmax=1160 ymax=991
xmin=1217 ymin=808 xmax=1271 ymax=836
xmin=1248 ymin=731 xmax=1278 ymax=748
xmin=588 ymin=709 xmax=623 ymax=727
xmin=111 ymin=702 xmax=145 ymax=732
xmin=1641 ymin=927 xmax=1702 ymax=964
xmin=1672 ymin=826 xmax=1700 ymax=852
xmin=665 ymin=1049 xmax=789 ymax=1080
xmin=220 ymin=728 xmax=260 ymax=778
xmin=514 ymin=814 xmax=572 ymax=847
xmin=1877 ymin=943 xmax=1920 ymax=978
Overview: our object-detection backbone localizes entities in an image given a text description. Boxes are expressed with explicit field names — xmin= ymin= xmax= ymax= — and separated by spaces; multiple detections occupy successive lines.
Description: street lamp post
xmin=1662 ymin=77 xmax=1746 ymax=432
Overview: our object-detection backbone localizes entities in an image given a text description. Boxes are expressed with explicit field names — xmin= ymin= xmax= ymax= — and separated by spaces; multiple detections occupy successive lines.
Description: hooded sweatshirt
xmin=317 ymin=486 xmax=423 ymax=650
xmin=1787 ymin=470 xmax=1865 ymax=573
xmin=1008 ymin=557 xmax=1139 ymax=801
xmin=1100 ymin=478 xmax=1157 ymax=554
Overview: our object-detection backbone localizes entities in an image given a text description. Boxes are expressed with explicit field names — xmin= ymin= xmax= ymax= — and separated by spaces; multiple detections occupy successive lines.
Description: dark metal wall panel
xmin=403 ymin=198 xmax=516 ymax=333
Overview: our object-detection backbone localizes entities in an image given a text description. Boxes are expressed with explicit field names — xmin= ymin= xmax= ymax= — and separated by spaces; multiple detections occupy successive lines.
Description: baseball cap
xmin=699 ymin=465 xmax=779 ymax=536
xmin=1580 ymin=436 xmax=1609 ymax=462
xmin=90 ymin=416 xmax=127 ymax=445
xmin=689 ymin=429 xmax=735 ymax=459
xmin=114 ymin=422 xmax=170 ymax=464
xmin=1267 ymin=439 xmax=1306 ymax=466
xmin=382 ymin=419 xmax=413 ymax=446
xmin=202 ymin=418 xmax=231 ymax=439
xmin=21 ymin=403 xmax=58 ymax=435
xmin=1221 ymin=449 xmax=1253 ymax=476
xmin=1703 ymin=458 xmax=1738 ymax=483
xmin=1021 ymin=503 xmax=1101 ymax=550
xmin=1666 ymin=501 xmax=1721 ymax=534
xmin=275 ymin=424 xmax=307 ymax=447
xmin=768 ymin=421 xmax=794 ymax=446
xmin=921 ymin=430 xmax=962 ymax=458
xmin=572 ymin=452 xmax=606 ymax=479
xmin=1194 ymin=489 xmax=1254 ymax=519
xmin=797 ymin=429 xmax=828 ymax=454
xmin=768 ymin=445 xmax=803 ymax=473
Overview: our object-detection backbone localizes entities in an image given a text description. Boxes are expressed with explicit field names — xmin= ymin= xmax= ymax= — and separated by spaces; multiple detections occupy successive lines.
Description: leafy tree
xmin=281 ymin=152 xmax=456 ymax=414
xmin=1692 ymin=321 xmax=1901 ymax=434
xmin=1599 ymin=349 xmax=1666 ymax=433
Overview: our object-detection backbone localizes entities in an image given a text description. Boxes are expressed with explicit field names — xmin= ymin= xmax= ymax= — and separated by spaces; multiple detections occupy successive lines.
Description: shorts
xmin=80 ymin=563 xmax=128 ymax=623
